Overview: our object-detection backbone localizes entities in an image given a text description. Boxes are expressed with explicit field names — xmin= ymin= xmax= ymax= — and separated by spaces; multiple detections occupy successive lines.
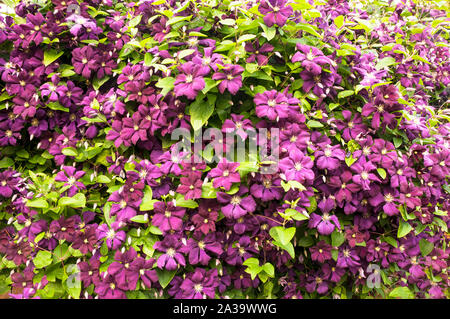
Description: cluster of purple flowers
xmin=0 ymin=0 xmax=448 ymax=300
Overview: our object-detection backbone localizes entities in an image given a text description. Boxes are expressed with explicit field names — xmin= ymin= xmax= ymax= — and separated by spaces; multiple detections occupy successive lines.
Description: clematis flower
xmin=217 ymin=186 xmax=257 ymax=219
xmin=245 ymin=40 xmax=274 ymax=66
xmin=278 ymin=149 xmax=315 ymax=184
xmin=54 ymin=166 xmax=86 ymax=197
xmin=96 ymin=221 xmax=126 ymax=250
xmin=308 ymin=212 xmax=341 ymax=235
xmin=207 ymin=158 xmax=240 ymax=191
xmin=72 ymin=46 xmax=98 ymax=78
xmin=176 ymin=172 xmax=203 ymax=200
xmin=174 ymin=62 xmax=208 ymax=100
xmin=310 ymin=241 xmax=332 ymax=263
xmin=292 ymin=44 xmax=333 ymax=75
xmin=94 ymin=274 xmax=127 ymax=299
xmin=315 ymin=145 xmax=345 ymax=171
xmin=258 ymin=0 xmax=293 ymax=27
xmin=180 ymin=268 xmax=218 ymax=299
xmin=152 ymin=201 xmax=185 ymax=233
xmin=369 ymin=139 xmax=398 ymax=169
xmin=254 ymin=90 xmax=291 ymax=121
xmin=154 ymin=235 xmax=186 ymax=270
xmin=0 ymin=169 xmax=21 ymax=197
xmin=335 ymin=110 xmax=367 ymax=141
xmin=350 ymin=158 xmax=380 ymax=191
xmin=212 ymin=64 xmax=244 ymax=95
xmin=183 ymin=233 xmax=223 ymax=266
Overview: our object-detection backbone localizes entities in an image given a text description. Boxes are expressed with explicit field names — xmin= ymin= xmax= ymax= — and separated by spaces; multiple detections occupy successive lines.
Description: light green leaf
xmin=389 ymin=286 xmax=414 ymax=299
xmin=34 ymin=251 xmax=53 ymax=269
xmin=44 ymin=49 xmax=64 ymax=67
xmin=155 ymin=77 xmax=175 ymax=97
xmin=377 ymin=168 xmax=387 ymax=179
xmin=27 ymin=198 xmax=49 ymax=209
xmin=59 ymin=193 xmax=86 ymax=208
xmin=375 ymin=57 xmax=396 ymax=70
xmin=397 ymin=220 xmax=413 ymax=238
xmin=156 ymin=269 xmax=177 ymax=288
xmin=419 ymin=239 xmax=433 ymax=257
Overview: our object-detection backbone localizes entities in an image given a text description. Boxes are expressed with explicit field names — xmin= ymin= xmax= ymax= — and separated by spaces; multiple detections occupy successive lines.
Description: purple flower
xmin=278 ymin=149 xmax=315 ymax=184
xmin=176 ymin=172 xmax=203 ymax=200
xmin=308 ymin=213 xmax=341 ymax=235
xmin=0 ymin=169 xmax=21 ymax=197
xmin=72 ymin=46 xmax=98 ymax=78
xmin=245 ymin=40 xmax=274 ymax=66
xmin=208 ymin=158 xmax=241 ymax=191
xmin=183 ymin=233 xmax=223 ymax=266
xmin=217 ymin=186 xmax=257 ymax=219
xmin=212 ymin=64 xmax=244 ymax=95
xmin=154 ymin=235 xmax=186 ymax=270
xmin=94 ymin=274 xmax=127 ymax=299
xmin=334 ymin=110 xmax=367 ymax=141
xmin=350 ymin=158 xmax=380 ymax=191
xmin=292 ymin=44 xmax=333 ymax=75
xmin=315 ymin=145 xmax=345 ymax=171
xmin=54 ymin=166 xmax=86 ymax=197
xmin=259 ymin=0 xmax=293 ymax=27
xmin=180 ymin=268 xmax=218 ymax=299
xmin=254 ymin=90 xmax=291 ymax=121
xmin=152 ymin=201 xmax=185 ymax=233
xmin=96 ymin=221 xmax=126 ymax=250
xmin=310 ymin=241 xmax=332 ymax=263
xmin=336 ymin=247 xmax=361 ymax=269
xmin=174 ymin=62 xmax=208 ymax=100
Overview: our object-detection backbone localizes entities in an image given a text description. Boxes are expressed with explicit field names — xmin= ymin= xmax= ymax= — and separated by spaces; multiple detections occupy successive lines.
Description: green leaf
xmin=96 ymin=175 xmax=111 ymax=183
xmin=411 ymin=55 xmax=431 ymax=64
xmin=201 ymin=78 xmax=218 ymax=94
xmin=140 ymin=186 xmax=157 ymax=211
xmin=34 ymin=251 xmax=53 ymax=269
xmin=61 ymin=147 xmax=78 ymax=157
xmin=389 ymin=286 xmax=414 ymax=299
xmin=334 ymin=15 xmax=344 ymax=28
xmin=130 ymin=215 xmax=149 ymax=223
xmin=128 ymin=15 xmax=142 ymax=28
xmin=189 ymin=93 xmax=215 ymax=131
xmin=397 ymin=220 xmax=413 ymax=238
xmin=269 ymin=227 xmax=296 ymax=246
xmin=59 ymin=193 xmax=86 ymax=208
xmin=298 ymin=236 xmax=314 ymax=247
xmin=338 ymin=90 xmax=354 ymax=99
xmin=259 ymin=23 xmax=276 ymax=41
xmin=383 ymin=236 xmax=398 ymax=248
xmin=375 ymin=57 xmax=396 ymax=70
xmin=262 ymin=263 xmax=275 ymax=277
xmin=156 ymin=269 xmax=177 ymax=288
xmin=419 ymin=239 xmax=433 ymax=257
xmin=201 ymin=183 xmax=217 ymax=199
xmin=155 ymin=77 xmax=175 ymax=97
xmin=177 ymin=49 xmax=196 ymax=60
xmin=345 ymin=156 xmax=357 ymax=167
xmin=331 ymin=231 xmax=345 ymax=247
xmin=0 ymin=157 xmax=14 ymax=168
xmin=174 ymin=195 xmax=198 ymax=209
xmin=44 ymin=49 xmax=64 ymax=67
xmin=296 ymin=23 xmax=322 ymax=38
xmin=27 ymin=198 xmax=49 ymax=209
xmin=237 ymin=34 xmax=256 ymax=43
xmin=377 ymin=168 xmax=387 ymax=179
xmin=242 ymin=257 xmax=260 ymax=267
xmin=92 ymin=76 xmax=110 ymax=91
xmin=393 ymin=137 xmax=402 ymax=148
xmin=306 ymin=120 xmax=324 ymax=128
xmin=220 ymin=19 xmax=236 ymax=26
